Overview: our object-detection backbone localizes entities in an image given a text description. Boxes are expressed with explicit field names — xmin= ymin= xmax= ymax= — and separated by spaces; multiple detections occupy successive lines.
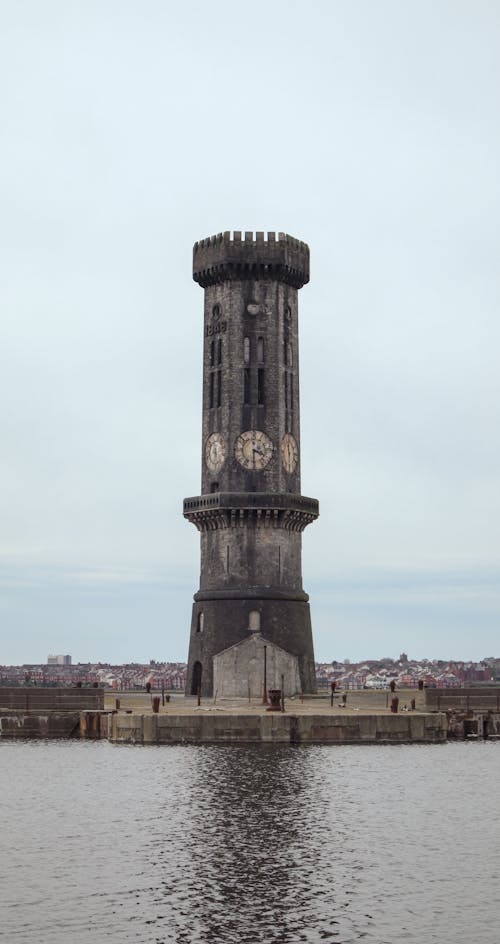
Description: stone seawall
xmin=0 ymin=711 xmax=81 ymax=739
xmin=5 ymin=689 xmax=499 ymax=743
xmin=109 ymin=711 xmax=447 ymax=745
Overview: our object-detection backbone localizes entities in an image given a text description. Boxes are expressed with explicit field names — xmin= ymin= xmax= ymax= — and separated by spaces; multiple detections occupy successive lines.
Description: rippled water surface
xmin=1 ymin=740 xmax=499 ymax=943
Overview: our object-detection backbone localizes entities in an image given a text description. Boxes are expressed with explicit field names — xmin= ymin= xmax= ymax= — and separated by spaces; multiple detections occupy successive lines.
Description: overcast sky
xmin=1 ymin=1 xmax=499 ymax=665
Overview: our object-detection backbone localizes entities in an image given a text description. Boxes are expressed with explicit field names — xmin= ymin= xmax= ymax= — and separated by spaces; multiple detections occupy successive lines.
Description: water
xmin=1 ymin=740 xmax=499 ymax=944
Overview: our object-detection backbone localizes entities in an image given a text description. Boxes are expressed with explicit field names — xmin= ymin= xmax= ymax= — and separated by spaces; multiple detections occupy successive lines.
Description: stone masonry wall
xmin=0 ymin=688 xmax=104 ymax=711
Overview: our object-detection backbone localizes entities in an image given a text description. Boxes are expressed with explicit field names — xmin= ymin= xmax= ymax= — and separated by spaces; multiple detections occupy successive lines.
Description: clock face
xmin=281 ymin=433 xmax=298 ymax=474
xmin=205 ymin=433 xmax=227 ymax=473
xmin=247 ymin=302 xmax=271 ymax=317
xmin=235 ymin=430 xmax=274 ymax=471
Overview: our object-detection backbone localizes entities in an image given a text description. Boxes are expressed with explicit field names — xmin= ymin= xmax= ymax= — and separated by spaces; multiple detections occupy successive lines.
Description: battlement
xmin=193 ymin=231 xmax=310 ymax=289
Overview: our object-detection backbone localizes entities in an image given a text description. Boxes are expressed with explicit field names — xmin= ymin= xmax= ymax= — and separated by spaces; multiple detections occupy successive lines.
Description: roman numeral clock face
xmin=235 ymin=430 xmax=274 ymax=471
xmin=281 ymin=433 xmax=298 ymax=474
xmin=205 ymin=433 xmax=227 ymax=472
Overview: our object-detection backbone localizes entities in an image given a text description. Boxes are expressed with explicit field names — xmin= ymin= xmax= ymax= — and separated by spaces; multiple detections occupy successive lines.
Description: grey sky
xmin=1 ymin=1 xmax=499 ymax=664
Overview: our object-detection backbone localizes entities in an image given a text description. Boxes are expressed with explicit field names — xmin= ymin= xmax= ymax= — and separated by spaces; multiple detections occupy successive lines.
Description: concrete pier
xmin=2 ymin=687 xmax=499 ymax=744
xmin=108 ymin=708 xmax=447 ymax=745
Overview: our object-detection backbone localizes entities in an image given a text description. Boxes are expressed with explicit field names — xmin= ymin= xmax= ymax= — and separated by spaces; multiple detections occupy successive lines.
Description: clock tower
xmin=184 ymin=231 xmax=319 ymax=697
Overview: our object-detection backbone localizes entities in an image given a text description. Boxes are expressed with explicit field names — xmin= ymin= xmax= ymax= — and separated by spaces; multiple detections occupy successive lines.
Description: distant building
xmin=47 ymin=654 xmax=71 ymax=666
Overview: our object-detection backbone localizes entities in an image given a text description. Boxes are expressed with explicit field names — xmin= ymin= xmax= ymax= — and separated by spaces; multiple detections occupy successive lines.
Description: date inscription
xmin=205 ymin=320 xmax=227 ymax=337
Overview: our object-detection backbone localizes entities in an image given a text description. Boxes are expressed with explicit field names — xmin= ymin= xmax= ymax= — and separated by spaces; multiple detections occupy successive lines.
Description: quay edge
xmin=107 ymin=710 xmax=448 ymax=745
xmin=2 ymin=687 xmax=500 ymax=743
xmin=0 ymin=708 xmax=447 ymax=743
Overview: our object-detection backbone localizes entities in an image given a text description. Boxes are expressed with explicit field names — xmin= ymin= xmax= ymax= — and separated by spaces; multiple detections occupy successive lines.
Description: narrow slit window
xmin=249 ymin=610 xmax=260 ymax=631
xmin=243 ymin=336 xmax=250 ymax=364
xmin=284 ymin=339 xmax=288 ymax=366
xmin=257 ymin=337 xmax=264 ymax=362
xmin=217 ymin=339 xmax=222 ymax=365
xmin=289 ymin=373 xmax=293 ymax=409
xmin=209 ymin=372 xmax=215 ymax=409
xmin=287 ymin=342 xmax=293 ymax=367
xmin=210 ymin=341 xmax=215 ymax=367
xmin=244 ymin=368 xmax=251 ymax=404
xmin=258 ymin=368 xmax=264 ymax=405
xmin=284 ymin=370 xmax=288 ymax=408
xmin=217 ymin=370 xmax=222 ymax=408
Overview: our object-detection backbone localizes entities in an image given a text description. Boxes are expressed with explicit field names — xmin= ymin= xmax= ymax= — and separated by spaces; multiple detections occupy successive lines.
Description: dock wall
xmin=0 ymin=711 xmax=81 ymax=739
xmin=109 ymin=711 xmax=447 ymax=745
xmin=423 ymin=687 xmax=500 ymax=712
xmin=0 ymin=687 xmax=104 ymax=711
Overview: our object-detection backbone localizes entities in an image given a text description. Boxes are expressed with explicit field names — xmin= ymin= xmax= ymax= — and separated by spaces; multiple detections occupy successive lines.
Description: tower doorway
xmin=191 ymin=660 xmax=202 ymax=695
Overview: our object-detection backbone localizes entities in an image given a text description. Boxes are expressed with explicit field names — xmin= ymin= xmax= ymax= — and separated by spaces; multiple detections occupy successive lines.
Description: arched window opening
xmin=249 ymin=610 xmax=261 ymax=632
xmin=257 ymin=337 xmax=264 ymax=362
xmin=243 ymin=336 xmax=250 ymax=364
xmin=244 ymin=368 xmax=251 ymax=404
xmin=257 ymin=368 xmax=265 ymax=405
xmin=197 ymin=612 xmax=204 ymax=633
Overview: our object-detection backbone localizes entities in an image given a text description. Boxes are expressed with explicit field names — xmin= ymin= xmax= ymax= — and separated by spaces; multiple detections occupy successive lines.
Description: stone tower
xmin=184 ymin=231 xmax=319 ymax=697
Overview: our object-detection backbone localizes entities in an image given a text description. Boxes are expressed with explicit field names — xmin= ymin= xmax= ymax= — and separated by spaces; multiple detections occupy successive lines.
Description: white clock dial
xmin=205 ymin=433 xmax=227 ymax=473
xmin=235 ymin=430 xmax=274 ymax=471
xmin=281 ymin=433 xmax=298 ymax=474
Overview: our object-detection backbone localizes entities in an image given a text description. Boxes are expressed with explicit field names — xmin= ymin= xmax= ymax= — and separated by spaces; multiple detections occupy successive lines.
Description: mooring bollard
xmin=267 ymin=689 xmax=282 ymax=711
xmin=411 ymin=698 xmax=416 ymax=710
xmin=115 ymin=698 xmax=120 ymax=710
xmin=391 ymin=696 xmax=399 ymax=713
xmin=152 ymin=696 xmax=160 ymax=713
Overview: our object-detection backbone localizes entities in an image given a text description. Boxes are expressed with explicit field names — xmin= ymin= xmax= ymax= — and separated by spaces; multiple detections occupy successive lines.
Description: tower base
xmin=185 ymin=591 xmax=317 ymax=697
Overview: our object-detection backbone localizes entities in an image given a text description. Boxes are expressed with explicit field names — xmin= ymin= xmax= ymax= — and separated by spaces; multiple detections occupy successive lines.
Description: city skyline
xmin=1 ymin=2 xmax=499 ymax=664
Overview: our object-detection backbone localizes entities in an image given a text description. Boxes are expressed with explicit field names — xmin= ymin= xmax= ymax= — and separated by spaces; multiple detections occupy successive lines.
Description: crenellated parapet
xmin=193 ymin=231 xmax=310 ymax=289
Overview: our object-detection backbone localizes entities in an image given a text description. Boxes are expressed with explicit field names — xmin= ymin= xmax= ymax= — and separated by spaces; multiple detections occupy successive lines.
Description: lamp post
xmin=263 ymin=645 xmax=268 ymax=705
